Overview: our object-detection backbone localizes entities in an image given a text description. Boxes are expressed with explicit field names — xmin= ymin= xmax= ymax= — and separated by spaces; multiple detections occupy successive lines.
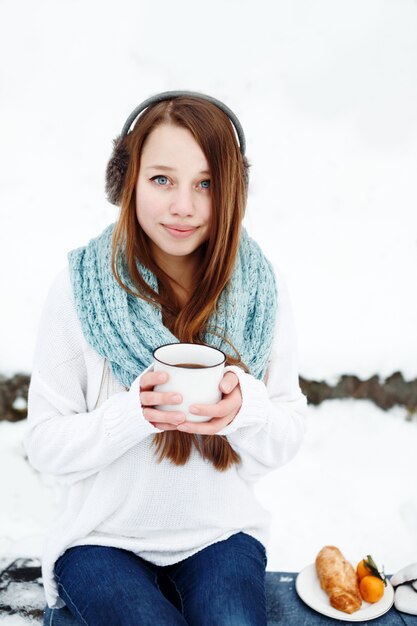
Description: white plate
xmin=295 ymin=563 xmax=394 ymax=622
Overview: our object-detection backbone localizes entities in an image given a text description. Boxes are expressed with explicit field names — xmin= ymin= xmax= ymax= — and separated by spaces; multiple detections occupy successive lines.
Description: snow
xmin=0 ymin=583 xmax=43 ymax=614
xmin=0 ymin=618 xmax=37 ymax=625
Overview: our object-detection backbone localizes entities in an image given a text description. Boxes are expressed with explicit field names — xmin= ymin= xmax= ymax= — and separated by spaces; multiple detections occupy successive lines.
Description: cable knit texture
xmin=68 ymin=223 xmax=277 ymax=386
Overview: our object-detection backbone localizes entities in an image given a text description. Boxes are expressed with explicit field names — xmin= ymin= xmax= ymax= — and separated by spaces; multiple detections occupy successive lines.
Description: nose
xmin=169 ymin=186 xmax=195 ymax=217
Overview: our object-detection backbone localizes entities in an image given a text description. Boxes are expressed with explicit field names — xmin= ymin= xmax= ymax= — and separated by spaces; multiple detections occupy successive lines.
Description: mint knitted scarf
xmin=68 ymin=223 xmax=277 ymax=387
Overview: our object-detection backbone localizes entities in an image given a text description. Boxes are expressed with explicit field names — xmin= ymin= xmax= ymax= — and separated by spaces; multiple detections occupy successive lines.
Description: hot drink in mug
xmin=153 ymin=343 xmax=226 ymax=422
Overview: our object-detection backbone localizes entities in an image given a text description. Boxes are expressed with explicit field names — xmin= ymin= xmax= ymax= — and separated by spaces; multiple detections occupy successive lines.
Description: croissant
xmin=316 ymin=546 xmax=362 ymax=614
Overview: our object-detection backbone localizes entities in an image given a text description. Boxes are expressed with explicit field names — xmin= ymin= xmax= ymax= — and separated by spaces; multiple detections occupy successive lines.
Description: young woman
xmin=25 ymin=91 xmax=307 ymax=626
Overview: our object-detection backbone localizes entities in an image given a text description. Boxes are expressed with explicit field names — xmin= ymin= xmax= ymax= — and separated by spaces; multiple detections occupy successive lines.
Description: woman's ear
xmin=105 ymin=135 xmax=130 ymax=205
xmin=242 ymin=155 xmax=251 ymax=199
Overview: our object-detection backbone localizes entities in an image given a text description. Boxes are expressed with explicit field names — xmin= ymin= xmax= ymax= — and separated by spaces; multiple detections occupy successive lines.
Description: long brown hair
xmin=111 ymin=96 xmax=248 ymax=471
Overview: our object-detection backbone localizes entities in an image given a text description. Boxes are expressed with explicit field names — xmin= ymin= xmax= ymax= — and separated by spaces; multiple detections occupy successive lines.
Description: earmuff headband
xmin=120 ymin=90 xmax=246 ymax=155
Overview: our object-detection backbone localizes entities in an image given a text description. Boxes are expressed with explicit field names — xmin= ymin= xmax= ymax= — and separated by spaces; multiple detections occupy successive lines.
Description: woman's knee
xmin=170 ymin=534 xmax=267 ymax=626
xmin=54 ymin=546 xmax=186 ymax=625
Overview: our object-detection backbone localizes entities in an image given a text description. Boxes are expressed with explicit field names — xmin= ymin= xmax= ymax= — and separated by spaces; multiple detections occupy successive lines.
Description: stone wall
xmin=1 ymin=371 xmax=416 ymax=422
xmin=0 ymin=374 xmax=30 ymax=422
xmin=300 ymin=372 xmax=417 ymax=414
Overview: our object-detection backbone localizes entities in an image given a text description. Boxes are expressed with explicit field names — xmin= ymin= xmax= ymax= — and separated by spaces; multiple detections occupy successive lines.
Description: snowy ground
xmin=0 ymin=618 xmax=32 ymax=625
xmin=2 ymin=399 xmax=417 ymax=582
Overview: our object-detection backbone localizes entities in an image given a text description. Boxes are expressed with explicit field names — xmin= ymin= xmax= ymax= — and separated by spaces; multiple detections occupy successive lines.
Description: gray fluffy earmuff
xmin=105 ymin=90 xmax=249 ymax=206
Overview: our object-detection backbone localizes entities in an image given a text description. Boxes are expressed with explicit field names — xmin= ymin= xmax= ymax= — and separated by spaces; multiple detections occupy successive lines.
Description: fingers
xmin=149 ymin=422 xmax=179 ymax=431
xmin=189 ymin=386 xmax=241 ymax=419
xmin=140 ymin=370 xmax=182 ymax=411
xmin=177 ymin=415 xmax=234 ymax=435
xmin=140 ymin=369 xmax=241 ymax=433
xmin=140 ymin=370 xmax=185 ymax=428
xmin=140 ymin=390 xmax=182 ymax=407
xmin=177 ymin=383 xmax=242 ymax=434
xmin=143 ymin=407 xmax=185 ymax=426
xmin=140 ymin=370 xmax=168 ymax=391
xmin=219 ymin=371 xmax=239 ymax=394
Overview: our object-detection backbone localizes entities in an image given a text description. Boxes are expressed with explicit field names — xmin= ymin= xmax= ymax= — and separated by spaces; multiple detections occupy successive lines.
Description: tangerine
xmin=359 ymin=576 xmax=385 ymax=603
xmin=356 ymin=559 xmax=372 ymax=581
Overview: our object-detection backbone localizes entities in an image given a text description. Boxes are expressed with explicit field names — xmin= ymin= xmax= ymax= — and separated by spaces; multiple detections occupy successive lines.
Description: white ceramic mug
xmin=153 ymin=343 xmax=226 ymax=422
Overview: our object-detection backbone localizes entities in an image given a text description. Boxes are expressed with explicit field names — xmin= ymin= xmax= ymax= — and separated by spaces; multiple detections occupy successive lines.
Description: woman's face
xmin=135 ymin=123 xmax=212 ymax=267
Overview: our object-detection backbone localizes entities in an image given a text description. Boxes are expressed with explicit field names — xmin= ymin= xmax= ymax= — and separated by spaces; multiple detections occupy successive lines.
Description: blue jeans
xmin=47 ymin=532 xmax=267 ymax=625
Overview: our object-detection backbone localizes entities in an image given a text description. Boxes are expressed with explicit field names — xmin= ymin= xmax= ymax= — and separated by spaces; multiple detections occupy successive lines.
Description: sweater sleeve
xmin=24 ymin=268 xmax=161 ymax=484
xmin=217 ymin=267 xmax=308 ymax=482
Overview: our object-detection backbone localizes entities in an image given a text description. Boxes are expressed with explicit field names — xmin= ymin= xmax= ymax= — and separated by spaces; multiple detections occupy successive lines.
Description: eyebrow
xmin=145 ymin=165 xmax=210 ymax=175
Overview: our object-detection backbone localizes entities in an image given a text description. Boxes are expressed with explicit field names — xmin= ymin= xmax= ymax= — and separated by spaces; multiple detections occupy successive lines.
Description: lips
xmin=163 ymin=224 xmax=198 ymax=232
xmin=162 ymin=224 xmax=199 ymax=238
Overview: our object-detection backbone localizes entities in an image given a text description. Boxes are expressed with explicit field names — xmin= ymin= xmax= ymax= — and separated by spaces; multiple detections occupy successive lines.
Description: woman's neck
xmin=151 ymin=245 xmax=202 ymax=306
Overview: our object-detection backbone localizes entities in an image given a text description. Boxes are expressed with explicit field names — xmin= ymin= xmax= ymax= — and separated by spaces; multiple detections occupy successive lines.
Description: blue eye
xmin=152 ymin=175 xmax=169 ymax=186
xmin=200 ymin=180 xmax=211 ymax=189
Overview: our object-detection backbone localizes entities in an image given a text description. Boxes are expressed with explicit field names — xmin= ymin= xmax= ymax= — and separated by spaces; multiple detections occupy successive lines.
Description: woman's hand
xmin=176 ymin=371 xmax=242 ymax=435
xmin=139 ymin=371 xmax=185 ymax=431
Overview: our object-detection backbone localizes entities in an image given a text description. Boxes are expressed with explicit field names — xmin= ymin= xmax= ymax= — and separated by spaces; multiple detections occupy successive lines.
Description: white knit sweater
xmin=24 ymin=266 xmax=307 ymax=609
